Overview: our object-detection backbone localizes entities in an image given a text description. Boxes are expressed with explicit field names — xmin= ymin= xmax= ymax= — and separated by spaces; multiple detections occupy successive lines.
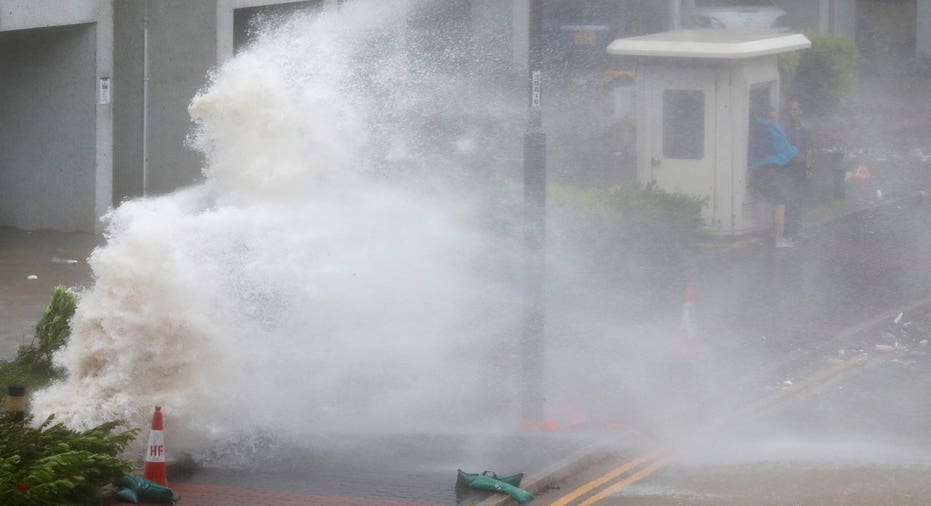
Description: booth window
xmin=663 ymin=90 xmax=704 ymax=160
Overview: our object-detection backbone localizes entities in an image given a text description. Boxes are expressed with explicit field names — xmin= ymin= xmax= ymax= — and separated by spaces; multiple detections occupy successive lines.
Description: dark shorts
xmin=751 ymin=164 xmax=794 ymax=204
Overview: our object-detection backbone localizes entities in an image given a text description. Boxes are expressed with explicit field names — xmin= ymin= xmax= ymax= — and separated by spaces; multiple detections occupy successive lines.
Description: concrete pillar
xmin=670 ymin=0 xmax=682 ymax=30
xmin=112 ymin=0 xmax=146 ymax=204
xmin=95 ymin=0 xmax=114 ymax=233
xmin=829 ymin=0 xmax=857 ymax=40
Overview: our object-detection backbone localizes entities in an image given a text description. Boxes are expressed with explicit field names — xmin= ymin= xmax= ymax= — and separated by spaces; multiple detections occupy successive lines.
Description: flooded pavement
xmin=537 ymin=301 xmax=931 ymax=506
xmin=0 ymin=227 xmax=99 ymax=359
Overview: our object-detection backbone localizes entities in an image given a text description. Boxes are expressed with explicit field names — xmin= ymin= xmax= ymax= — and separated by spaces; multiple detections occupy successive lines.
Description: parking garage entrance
xmin=0 ymin=24 xmax=97 ymax=231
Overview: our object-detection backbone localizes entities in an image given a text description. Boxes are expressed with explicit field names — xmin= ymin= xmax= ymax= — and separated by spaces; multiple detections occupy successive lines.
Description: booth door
xmin=644 ymin=68 xmax=716 ymax=199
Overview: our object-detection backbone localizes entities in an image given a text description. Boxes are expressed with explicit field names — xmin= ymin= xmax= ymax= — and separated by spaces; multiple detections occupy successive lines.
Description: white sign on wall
xmin=98 ymin=77 xmax=111 ymax=105
xmin=531 ymin=70 xmax=541 ymax=108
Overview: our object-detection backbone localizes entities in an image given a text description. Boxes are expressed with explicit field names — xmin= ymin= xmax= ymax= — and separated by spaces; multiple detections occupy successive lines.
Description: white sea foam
xmin=31 ymin=1 xmax=525 ymax=453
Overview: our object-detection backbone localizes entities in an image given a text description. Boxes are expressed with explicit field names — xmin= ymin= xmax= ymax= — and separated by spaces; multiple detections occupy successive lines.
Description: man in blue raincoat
xmin=749 ymin=105 xmax=799 ymax=248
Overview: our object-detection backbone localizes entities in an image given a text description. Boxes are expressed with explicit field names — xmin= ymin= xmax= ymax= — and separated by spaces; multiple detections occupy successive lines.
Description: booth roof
xmin=607 ymin=29 xmax=810 ymax=59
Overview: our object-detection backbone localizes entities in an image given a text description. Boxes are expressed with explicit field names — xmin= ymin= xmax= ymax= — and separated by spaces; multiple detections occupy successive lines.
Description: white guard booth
xmin=607 ymin=30 xmax=810 ymax=236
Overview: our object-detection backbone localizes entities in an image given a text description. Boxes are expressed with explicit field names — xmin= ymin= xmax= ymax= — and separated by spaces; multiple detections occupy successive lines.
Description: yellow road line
xmin=795 ymin=353 xmax=869 ymax=401
xmin=549 ymin=353 xmax=868 ymax=505
xmin=787 ymin=353 xmax=866 ymax=392
xmin=549 ymin=451 xmax=664 ymax=506
xmin=575 ymin=456 xmax=674 ymax=506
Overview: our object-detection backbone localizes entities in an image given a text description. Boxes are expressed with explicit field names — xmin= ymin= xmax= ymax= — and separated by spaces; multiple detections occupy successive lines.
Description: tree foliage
xmin=0 ymin=286 xmax=76 ymax=397
xmin=777 ymin=50 xmax=800 ymax=89
xmin=786 ymin=32 xmax=860 ymax=114
xmin=0 ymin=414 xmax=138 ymax=505
xmin=33 ymin=286 xmax=77 ymax=370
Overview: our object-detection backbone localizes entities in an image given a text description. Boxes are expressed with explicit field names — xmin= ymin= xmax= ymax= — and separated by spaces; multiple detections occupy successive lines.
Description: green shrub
xmin=787 ymin=32 xmax=859 ymax=114
xmin=548 ymin=183 xmax=707 ymax=315
xmin=0 ymin=287 xmax=137 ymax=504
xmin=777 ymin=50 xmax=800 ymax=88
xmin=0 ymin=286 xmax=76 ymax=402
xmin=0 ymin=414 xmax=137 ymax=505
xmin=550 ymin=183 xmax=707 ymax=247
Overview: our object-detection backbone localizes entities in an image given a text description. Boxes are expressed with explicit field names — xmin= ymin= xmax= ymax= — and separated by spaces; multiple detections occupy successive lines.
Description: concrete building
xmin=0 ymin=0 xmax=535 ymax=233
xmin=1 ymin=0 xmax=344 ymax=232
xmin=111 ymin=0 xmax=344 ymax=207
xmin=2 ymin=0 xmax=924 ymax=234
xmin=0 ymin=0 xmax=109 ymax=232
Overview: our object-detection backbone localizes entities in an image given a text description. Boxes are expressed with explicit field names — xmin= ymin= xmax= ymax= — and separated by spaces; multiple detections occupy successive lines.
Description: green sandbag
xmin=119 ymin=474 xmax=178 ymax=504
xmin=114 ymin=487 xmax=139 ymax=504
xmin=468 ymin=474 xmax=535 ymax=504
xmin=456 ymin=469 xmax=524 ymax=489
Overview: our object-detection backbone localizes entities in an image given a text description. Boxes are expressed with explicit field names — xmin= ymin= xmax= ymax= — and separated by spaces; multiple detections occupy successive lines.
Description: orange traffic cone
xmin=681 ymin=282 xmax=696 ymax=340
xmin=680 ymin=282 xmax=702 ymax=358
xmin=143 ymin=406 xmax=168 ymax=487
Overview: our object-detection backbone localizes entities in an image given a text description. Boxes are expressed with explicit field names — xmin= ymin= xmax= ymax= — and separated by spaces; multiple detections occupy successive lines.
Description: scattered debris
xmin=894 ymin=312 xmax=903 ymax=325
xmin=846 ymin=165 xmax=871 ymax=181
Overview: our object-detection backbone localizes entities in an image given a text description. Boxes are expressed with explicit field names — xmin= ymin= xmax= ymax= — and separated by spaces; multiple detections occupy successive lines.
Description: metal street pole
xmin=522 ymin=0 xmax=546 ymax=423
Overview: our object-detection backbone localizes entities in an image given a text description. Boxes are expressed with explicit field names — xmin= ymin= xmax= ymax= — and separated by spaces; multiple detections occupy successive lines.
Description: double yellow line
xmin=549 ymin=450 xmax=674 ymax=506
xmin=549 ymin=352 xmax=870 ymax=505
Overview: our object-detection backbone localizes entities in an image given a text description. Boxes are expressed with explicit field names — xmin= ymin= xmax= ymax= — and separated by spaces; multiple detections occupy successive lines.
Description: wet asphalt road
xmin=170 ymin=432 xmax=598 ymax=505
xmin=156 ymin=198 xmax=931 ymax=505
xmin=532 ymin=197 xmax=931 ymax=505
xmin=1 ymin=200 xmax=930 ymax=506
xmin=1 ymin=158 xmax=929 ymax=506
xmin=536 ymin=325 xmax=931 ymax=506
xmin=0 ymin=227 xmax=98 ymax=358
